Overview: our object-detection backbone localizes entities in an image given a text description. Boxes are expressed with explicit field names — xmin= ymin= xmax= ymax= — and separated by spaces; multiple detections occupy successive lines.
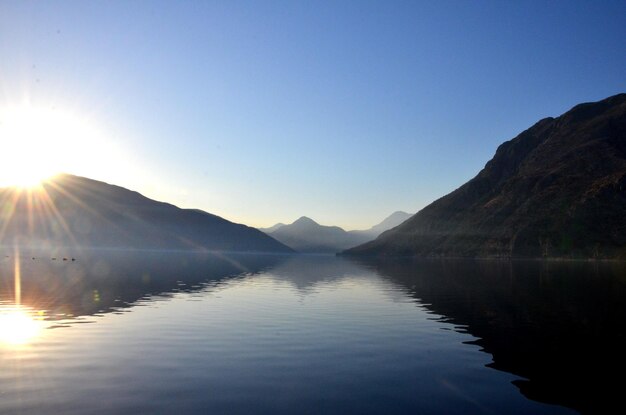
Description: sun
xmin=0 ymin=105 xmax=112 ymax=188
xmin=0 ymin=307 xmax=43 ymax=346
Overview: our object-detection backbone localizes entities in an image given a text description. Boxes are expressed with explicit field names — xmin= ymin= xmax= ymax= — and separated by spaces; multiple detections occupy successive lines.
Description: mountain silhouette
xmin=0 ymin=174 xmax=293 ymax=253
xmin=258 ymin=223 xmax=286 ymax=233
xmin=262 ymin=212 xmax=412 ymax=253
xmin=263 ymin=216 xmax=365 ymax=253
xmin=348 ymin=211 xmax=412 ymax=240
xmin=344 ymin=93 xmax=626 ymax=259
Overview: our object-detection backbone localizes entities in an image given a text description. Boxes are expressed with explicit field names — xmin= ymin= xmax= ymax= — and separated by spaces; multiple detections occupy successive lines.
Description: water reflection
xmin=0 ymin=306 xmax=44 ymax=346
xmin=266 ymin=254 xmax=368 ymax=292
xmin=0 ymin=251 xmax=623 ymax=413
xmin=356 ymin=258 xmax=626 ymax=414
xmin=0 ymin=250 xmax=287 ymax=324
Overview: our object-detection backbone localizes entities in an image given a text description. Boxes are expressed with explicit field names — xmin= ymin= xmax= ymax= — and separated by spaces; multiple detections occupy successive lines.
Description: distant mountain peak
xmin=262 ymin=212 xmax=416 ymax=253
xmin=293 ymin=216 xmax=319 ymax=226
xmin=266 ymin=216 xmax=363 ymax=253
xmin=363 ymin=211 xmax=413 ymax=235
xmin=390 ymin=210 xmax=410 ymax=216
xmin=258 ymin=223 xmax=286 ymax=233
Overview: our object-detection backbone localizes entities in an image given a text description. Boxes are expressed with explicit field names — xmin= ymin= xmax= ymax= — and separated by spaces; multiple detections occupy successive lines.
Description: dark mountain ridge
xmin=344 ymin=93 xmax=626 ymax=259
xmin=0 ymin=174 xmax=293 ymax=253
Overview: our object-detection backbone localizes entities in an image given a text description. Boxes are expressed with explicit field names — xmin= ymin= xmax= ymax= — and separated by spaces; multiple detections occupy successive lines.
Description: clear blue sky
xmin=1 ymin=1 xmax=624 ymax=229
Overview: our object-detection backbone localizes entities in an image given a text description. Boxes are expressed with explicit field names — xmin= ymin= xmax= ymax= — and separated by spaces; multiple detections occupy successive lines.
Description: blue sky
xmin=1 ymin=1 xmax=624 ymax=229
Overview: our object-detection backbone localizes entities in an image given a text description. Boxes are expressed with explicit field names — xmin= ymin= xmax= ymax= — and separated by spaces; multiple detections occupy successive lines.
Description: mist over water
xmin=1 ymin=251 xmax=622 ymax=414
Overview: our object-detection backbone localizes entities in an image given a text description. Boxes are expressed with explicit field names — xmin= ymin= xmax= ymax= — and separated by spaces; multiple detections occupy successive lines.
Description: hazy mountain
xmin=348 ymin=211 xmax=412 ymax=239
xmin=265 ymin=216 xmax=366 ymax=253
xmin=0 ymin=174 xmax=293 ymax=253
xmin=261 ymin=212 xmax=412 ymax=253
xmin=344 ymin=93 xmax=626 ymax=259
xmin=258 ymin=223 xmax=286 ymax=233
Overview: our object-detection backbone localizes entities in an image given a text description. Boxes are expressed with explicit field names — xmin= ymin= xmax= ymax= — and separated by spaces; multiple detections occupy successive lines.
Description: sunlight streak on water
xmin=0 ymin=306 xmax=44 ymax=346
xmin=13 ymin=249 xmax=21 ymax=306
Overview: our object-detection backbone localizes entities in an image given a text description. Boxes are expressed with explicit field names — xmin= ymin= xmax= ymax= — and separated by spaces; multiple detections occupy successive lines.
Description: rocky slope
xmin=344 ymin=93 xmax=626 ymax=259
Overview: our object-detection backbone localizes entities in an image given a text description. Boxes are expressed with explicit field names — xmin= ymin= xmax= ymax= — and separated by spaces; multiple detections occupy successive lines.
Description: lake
xmin=1 ymin=251 xmax=624 ymax=414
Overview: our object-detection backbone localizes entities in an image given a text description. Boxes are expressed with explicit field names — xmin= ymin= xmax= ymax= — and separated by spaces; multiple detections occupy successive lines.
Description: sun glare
xmin=0 ymin=307 xmax=43 ymax=346
xmin=0 ymin=105 xmax=121 ymax=188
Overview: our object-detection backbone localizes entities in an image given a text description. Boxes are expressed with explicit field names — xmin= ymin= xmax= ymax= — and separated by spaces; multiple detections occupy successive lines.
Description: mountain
xmin=344 ymin=93 xmax=626 ymax=259
xmin=261 ymin=212 xmax=412 ymax=253
xmin=348 ymin=211 xmax=412 ymax=239
xmin=265 ymin=216 xmax=366 ymax=253
xmin=0 ymin=174 xmax=293 ymax=253
xmin=258 ymin=223 xmax=286 ymax=233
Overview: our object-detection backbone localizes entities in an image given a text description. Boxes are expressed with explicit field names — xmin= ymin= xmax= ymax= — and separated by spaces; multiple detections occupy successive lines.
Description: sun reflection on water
xmin=0 ymin=306 xmax=44 ymax=346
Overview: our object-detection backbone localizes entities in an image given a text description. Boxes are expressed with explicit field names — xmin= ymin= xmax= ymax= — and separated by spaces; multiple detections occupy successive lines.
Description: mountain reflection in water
xmin=357 ymin=258 xmax=626 ymax=414
xmin=0 ymin=250 xmax=284 ymax=323
xmin=0 ymin=251 xmax=623 ymax=414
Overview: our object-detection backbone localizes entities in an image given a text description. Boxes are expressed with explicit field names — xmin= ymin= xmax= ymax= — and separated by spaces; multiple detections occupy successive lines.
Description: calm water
xmin=1 ymin=251 xmax=625 ymax=414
